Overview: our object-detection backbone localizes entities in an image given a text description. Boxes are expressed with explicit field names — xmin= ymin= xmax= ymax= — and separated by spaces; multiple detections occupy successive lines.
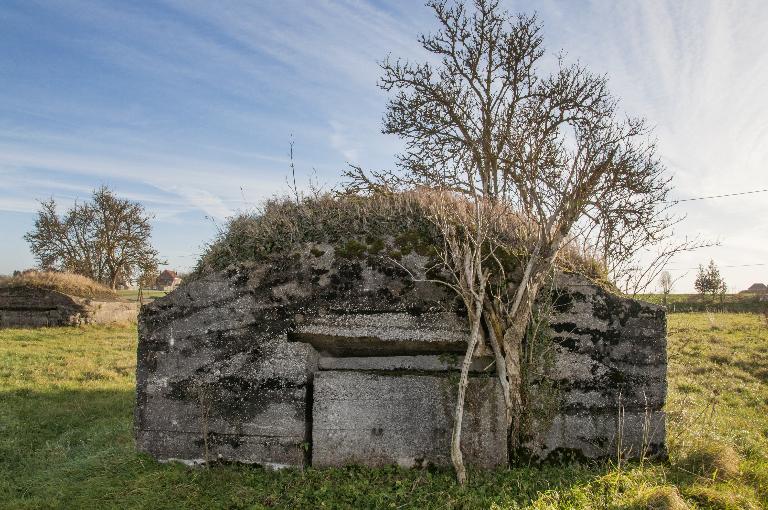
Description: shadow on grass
xmin=0 ymin=388 xmax=744 ymax=509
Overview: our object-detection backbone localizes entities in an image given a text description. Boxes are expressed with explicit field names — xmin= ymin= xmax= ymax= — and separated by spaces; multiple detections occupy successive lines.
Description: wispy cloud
xmin=0 ymin=141 xmax=283 ymax=221
xmin=329 ymin=120 xmax=360 ymax=162
xmin=526 ymin=0 xmax=768 ymax=290
xmin=171 ymin=187 xmax=234 ymax=222
xmin=0 ymin=0 xmax=766 ymax=289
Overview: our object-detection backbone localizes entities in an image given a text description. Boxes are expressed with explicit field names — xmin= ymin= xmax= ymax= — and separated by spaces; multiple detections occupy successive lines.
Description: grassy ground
xmin=1 ymin=314 xmax=766 ymax=509
xmin=636 ymin=293 xmax=767 ymax=314
xmin=115 ymin=289 xmax=168 ymax=303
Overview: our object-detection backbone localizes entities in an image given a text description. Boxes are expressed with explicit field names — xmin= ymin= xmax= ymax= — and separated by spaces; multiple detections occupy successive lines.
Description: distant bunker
xmin=0 ymin=285 xmax=137 ymax=328
xmin=135 ymin=239 xmax=667 ymax=469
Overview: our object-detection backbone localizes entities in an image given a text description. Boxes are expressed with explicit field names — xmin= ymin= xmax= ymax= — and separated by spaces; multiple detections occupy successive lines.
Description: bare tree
xmin=659 ymin=271 xmax=673 ymax=306
xmin=433 ymin=198 xmax=489 ymax=484
xmin=346 ymin=0 xmax=697 ymax=482
xmin=415 ymin=193 xmax=511 ymax=483
xmin=25 ymin=186 xmax=160 ymax=289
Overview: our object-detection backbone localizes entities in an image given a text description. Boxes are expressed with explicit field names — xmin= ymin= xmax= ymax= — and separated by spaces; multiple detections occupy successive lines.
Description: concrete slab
xmin=312 ymin=371 xmax=507 ymax=468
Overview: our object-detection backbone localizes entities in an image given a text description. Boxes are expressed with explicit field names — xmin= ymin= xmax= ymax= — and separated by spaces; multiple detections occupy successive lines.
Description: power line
xmin=665 ymin=262 xmax=767 ymax=271
xmin=662 ymin=188 xmax=767 ymax=274
xmin=671 ymin=188 xmax=768 ymax=203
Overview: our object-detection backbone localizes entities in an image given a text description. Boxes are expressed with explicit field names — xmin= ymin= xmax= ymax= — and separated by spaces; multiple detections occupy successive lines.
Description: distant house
xmin=154 ymin=270 xmax=183 ymax=291
xmin=742 ymin=283 xmax=768 ymax=294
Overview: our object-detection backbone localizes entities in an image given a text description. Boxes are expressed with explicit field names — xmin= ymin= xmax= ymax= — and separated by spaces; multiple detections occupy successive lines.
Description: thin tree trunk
xmin=483 ymin=305 xmax=510 ymax=409
xmin=451 ymin=274 xmax=487 ymax=485
xmin=502 ymin=296 xmax=534 ymax=450
xmin=498 ymin=240 xmax=563 ymax=453
xmin=483 ymin=305 xmax=512 ymax=458
xmin=499 ymin=273 xmax=542 ymax=454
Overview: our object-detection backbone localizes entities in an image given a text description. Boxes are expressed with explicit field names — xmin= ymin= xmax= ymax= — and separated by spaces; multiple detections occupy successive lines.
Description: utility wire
xmin=662 ymin=188 xmax=767 ymax=272
xmin=665 ymin=262 xmax=767 ymax=271
xmin=671 ymin=188 xmax=768 ymax=203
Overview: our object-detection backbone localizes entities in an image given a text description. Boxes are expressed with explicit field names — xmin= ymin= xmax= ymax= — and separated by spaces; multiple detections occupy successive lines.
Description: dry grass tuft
xmin=636 ymin=486 xmax=689 ymax=510
xmin=0 ymin=271 xmax=118 ymax=300
xmin=685 ymin=484 xmax=759 ymax=510
xmin=680 ymin=442 xmax=741 ymax=481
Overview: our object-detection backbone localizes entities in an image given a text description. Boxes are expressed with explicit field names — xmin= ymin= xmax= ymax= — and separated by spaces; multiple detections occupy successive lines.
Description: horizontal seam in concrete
xmin=138 ymin=429 xmax=303 ymax=438
xmin=314 ymin=428 xmax=450 ymax=431
xmin=316 ymin=397 xmax=456 ymax=402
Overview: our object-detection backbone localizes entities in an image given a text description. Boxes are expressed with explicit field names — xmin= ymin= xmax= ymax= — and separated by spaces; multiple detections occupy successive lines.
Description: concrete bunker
xmin=0 ymin=284 xmax=137 ymax=328
xmin=135 ymin=242 xmax=667 ymax=468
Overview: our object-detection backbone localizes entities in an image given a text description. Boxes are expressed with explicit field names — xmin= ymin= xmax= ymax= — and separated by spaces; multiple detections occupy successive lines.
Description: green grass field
xmin=635 ymin=293 xmax=767 ymax=314
xmin=115 ymin=289 xmax=168 ymax=303
xmin=1 ymin=314 xmax=767 ymax=509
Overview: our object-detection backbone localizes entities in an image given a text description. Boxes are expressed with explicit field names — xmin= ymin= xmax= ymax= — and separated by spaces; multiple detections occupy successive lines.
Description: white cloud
xmin=0 ymin=141 xmax=283 ymax=220
xmin=171 ymin=186 xmax=233 ymax=222
xmin=0 ymin=197 xmax=40 ymax=214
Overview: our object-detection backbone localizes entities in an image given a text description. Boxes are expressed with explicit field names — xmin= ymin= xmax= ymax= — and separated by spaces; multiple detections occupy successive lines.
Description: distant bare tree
xmin=346 ymin=0 xmax=703 ymax=482
xmin=25 ymin=186 xmax=160 ymax=289
xmin=137 ymin=267 xmax=160 ymax=290
xmin=718 ymin=279 xmax=728 ymax=307
xmin=659 ymin=271 xmax=673 ymax=306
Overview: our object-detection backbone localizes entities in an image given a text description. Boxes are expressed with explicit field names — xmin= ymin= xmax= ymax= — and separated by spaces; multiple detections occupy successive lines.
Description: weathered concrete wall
xmin=135 ymin=244 xmax=666 ymax=468
xmin=525 ymin=273 xmax=666 ymax=460
xmin=0 ymin=287 xmax=138 ymax=328
xmin=136 ymin=247 xmax=446 ymax=466
xmin=135 ymin=271 xmax=319 ymax=467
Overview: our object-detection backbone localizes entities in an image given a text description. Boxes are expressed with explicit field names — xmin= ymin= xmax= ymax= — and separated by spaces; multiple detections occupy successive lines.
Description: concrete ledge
xmin=318 ymin=354 xmax=494 ymax=372
xmin=136 ymin=429 xmax=306 ymax=466
xmin=290 ymin=312 xmax=469 ymax=356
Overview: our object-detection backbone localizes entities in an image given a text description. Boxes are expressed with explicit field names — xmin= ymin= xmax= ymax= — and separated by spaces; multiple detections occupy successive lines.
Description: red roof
xmin=156 ymin=270 xmax=180 ymax=286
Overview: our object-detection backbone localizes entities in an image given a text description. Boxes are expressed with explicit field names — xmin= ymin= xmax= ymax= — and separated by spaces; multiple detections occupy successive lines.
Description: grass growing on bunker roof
xmin=193 ymin=193 xmax=438 ymax=275
xmin=0 ymin=271 xmax=119 ymax=301
xmin=192 ymin=192 xmax=610 ymax=285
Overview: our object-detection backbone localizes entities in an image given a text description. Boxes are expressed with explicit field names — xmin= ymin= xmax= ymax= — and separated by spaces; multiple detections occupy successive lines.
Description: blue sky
xmin=1 ymin=1 xmax=766 ymax=292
